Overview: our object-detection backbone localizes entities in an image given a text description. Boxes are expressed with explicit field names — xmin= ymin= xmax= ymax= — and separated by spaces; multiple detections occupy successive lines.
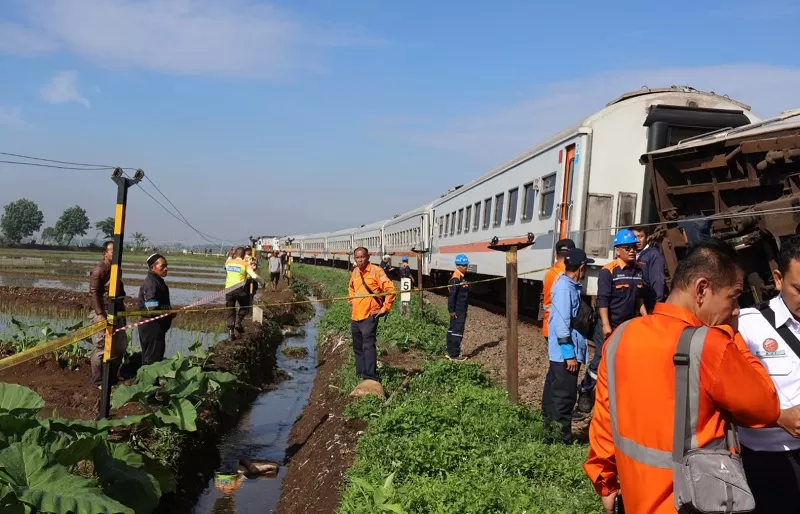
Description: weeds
xmin=282 ymin=346 xmax=309 ymax=359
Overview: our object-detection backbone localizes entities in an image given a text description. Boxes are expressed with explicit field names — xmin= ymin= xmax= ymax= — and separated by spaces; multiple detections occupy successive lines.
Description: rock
xmin=349 ymin=379 xmax=385 ymax=398
xmin=238 ymin=457 xmax=280 ymax=478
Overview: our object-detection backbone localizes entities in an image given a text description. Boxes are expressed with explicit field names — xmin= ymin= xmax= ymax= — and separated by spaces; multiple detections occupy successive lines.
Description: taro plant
xmin=0 ymin=382 xmax=173 ymax=514
xmin=111 ymin=352 xmax=244 ymax=433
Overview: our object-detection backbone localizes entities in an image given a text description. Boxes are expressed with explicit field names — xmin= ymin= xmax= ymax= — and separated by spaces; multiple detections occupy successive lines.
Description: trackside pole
xmin=488 ymin=233 xmax=534 ymax=404
xmin=411 ymin=247 xmax=428 ymax=313
xmin=99 ymin=168 xmax=144 ymax=419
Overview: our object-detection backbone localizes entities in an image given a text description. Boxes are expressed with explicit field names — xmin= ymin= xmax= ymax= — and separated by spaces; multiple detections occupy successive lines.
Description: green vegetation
xmin=0 ymin=248 xmax=227 ymax=267
xmin=1 ymin=198 xmax=45 ymax=245
xmin=296 ymin=263 xmax=598 ymax=514
xmin=282 ymin=346 xmax=309 ymax=359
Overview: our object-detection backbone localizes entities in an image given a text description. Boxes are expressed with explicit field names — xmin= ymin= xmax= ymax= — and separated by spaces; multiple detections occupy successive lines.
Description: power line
xmin=0 ymin=151 xmax=127 ymax=169
xmin=0 ymin=160 xmax=117 ymax=171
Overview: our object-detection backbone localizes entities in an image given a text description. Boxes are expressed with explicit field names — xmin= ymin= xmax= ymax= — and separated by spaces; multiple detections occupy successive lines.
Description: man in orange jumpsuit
xmin=542 ymin=238 xmax=575 ymax=340
xmin=584 ymin=239 xmax=783 ymax=514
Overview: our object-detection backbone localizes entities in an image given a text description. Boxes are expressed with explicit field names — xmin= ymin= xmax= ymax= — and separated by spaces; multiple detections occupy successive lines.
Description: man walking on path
xmin=89 ymin=241 xmax=127 ymax=388
xmin=268 ymin=251 xmax=282 ymax=291
xmin=543 ymin=247 xmax=593 ymax=443
xmin=224 ymin=247 xmax=263 ymax=340
xmin=348 ymin=247 xmax=395 ymax=389
xmin=138 ymin=253 xmax=175 ymax=365
xmin=446 ymin=254 xmax=470 ymax=361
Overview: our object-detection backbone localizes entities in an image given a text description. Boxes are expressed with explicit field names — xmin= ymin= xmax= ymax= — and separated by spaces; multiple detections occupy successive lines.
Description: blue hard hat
xmin=401 ymin=256 xmax=408 ymax=262
xmin=455 ymin=253 xmax=469 ymax=266
xmin=613 ymin=229 xmax=638 ymax=247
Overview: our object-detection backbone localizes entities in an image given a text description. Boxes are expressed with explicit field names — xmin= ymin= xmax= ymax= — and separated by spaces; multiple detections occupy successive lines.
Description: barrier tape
xmin=0 ymin=321 xmax=107 ymax=372
xmin=0 ymin=266 xmax=552 ymax=372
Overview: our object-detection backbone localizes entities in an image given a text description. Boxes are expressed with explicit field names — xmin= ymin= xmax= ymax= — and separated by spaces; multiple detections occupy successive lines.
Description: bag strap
xmin=758 ymin=302 xmax=800 ymax=359
xmin=672 ymin=326 xmax=699 ymax=464
xmin=359 ymin=268 xmax=384 ymax=308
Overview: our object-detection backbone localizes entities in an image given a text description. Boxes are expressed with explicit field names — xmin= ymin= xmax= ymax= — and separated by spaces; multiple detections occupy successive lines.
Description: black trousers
xmin=742 ymin=445 xmax=800 ymax=513
xmin=542 ymin=360 xmax=580 ymax=444
xmin=139 ymin=321 xmax=167 ymax=365
xmin=351 ymin=316 xmax=379 ymax=381
xmin=226 ymin=288 xmax=251 ymax=329
xmin=447 ymin=314 xmax=466 ymax=358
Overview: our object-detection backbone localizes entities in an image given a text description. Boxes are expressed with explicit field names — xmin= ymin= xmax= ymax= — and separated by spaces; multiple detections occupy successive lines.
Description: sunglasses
xmin=618 ymin=245 xmax=637 ymax=252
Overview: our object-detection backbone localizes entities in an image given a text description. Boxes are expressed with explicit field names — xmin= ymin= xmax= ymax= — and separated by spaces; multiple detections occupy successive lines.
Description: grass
xmin=294 ymin=263 xmax=599 ymax=514
xmin=0 ymin=247 xmax=227 ymax=267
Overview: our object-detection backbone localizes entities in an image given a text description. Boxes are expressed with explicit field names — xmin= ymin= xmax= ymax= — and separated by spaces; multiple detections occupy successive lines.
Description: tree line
xmin=0 ymin=198 xmax=149 ymax=249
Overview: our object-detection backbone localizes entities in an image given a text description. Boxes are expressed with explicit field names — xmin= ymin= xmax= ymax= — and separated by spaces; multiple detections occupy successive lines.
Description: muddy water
xmin=192 ymin=301 xmax=323 ymax=514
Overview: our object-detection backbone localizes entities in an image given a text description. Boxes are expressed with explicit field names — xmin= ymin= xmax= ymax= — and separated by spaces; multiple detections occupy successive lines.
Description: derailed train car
xmin=641 ymin=110 xmax=800 ymax=306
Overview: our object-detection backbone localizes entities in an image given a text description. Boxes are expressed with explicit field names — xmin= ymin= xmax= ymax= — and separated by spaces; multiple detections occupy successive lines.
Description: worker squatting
xmin=542 ymin=229 xmax=800 ymax=513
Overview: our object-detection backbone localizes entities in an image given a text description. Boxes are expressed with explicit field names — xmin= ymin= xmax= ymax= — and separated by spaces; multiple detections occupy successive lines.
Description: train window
xmin=584 ymin=193 xmax=613 ymax=257
xmin=483 ymin=198 xmax=492 ymax=229
xmin=450 ymin=212 xmax=456 ymax=236
xmin=540 ymin=173 xmax=556 ymax=218
xmin=617 ymin=192 xmax=638 ymax=229
xmin=457 ymin=209 xmax=464 ymax=234
xmin=507 ymin=187 xmax=519 ymax=225
xmin=473 ymin=202 xmax=481 ymax=231
xmin=494 ymin=193 xmax=504 ymax=227
xmin=444 ymin=214 xmax=450 ymax=237
xmin=522 ymin=182 xmax=535 ymax=221
xmin=465 ymin=205 xmax=472 ymax=233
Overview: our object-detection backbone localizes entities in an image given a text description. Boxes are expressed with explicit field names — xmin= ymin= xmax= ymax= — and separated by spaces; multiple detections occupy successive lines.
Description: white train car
xmin=383 ymin=203 xmax=435 ymax=272
xmin=298 ymin=232 xmax=327 ymax=261
xmin=428 ymin=86 xmax=760 ymax=303
xmin=352 ymin=220 xmax=388 ymax=265
xmin=327 ymin=228 xmax=354 ymax=267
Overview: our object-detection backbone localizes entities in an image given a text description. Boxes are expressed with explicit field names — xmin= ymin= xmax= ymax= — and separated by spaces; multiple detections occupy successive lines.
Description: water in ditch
xmin=192 ymin=300 xmax=323 ymax=513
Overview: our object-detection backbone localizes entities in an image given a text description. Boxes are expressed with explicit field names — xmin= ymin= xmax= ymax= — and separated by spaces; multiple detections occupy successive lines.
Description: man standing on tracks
xmin=225 ymin=247 xmax=264 ymax=340
xmin=632 ymin=225 xmax=667 ymax=310
xmin=584 ymin=240 xmax=783 ymax=514
xmin=138 ymin=254 xmax=175 ymax=365
xmin=542 ymin=239 xmax=576 ymax=341
xmin=736 ymin=235 xmax=800 ymax=512
xmin=348 ymin=247 xmax=395 ymax=387
xmin=89 ymin=241 xmax=128 ymax=389
xmin=446 ymin=254 xmax=471 ymax=361
xmin=543 ymin=247 xmax=594 ymax=443
xmin=577 ymin=229 xmax=647 ymax=414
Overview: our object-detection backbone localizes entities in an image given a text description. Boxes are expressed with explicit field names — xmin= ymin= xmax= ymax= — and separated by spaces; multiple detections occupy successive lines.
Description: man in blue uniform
xmin=447 ymin=254 xmax=470 ymax=361
xmin=632 ymin=225 xmax=667 ymax=310
xmin=577 ymin=228 xmax=647 ymax=414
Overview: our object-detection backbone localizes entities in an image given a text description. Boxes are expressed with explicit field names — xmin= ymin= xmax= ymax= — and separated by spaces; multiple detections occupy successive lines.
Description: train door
xmin=558 ymin=144 xmax=576 ymax=240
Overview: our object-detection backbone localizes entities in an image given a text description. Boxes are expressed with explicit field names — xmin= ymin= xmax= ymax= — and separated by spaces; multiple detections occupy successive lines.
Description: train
xmin=278 ymin=86 xmax=800 ymax=316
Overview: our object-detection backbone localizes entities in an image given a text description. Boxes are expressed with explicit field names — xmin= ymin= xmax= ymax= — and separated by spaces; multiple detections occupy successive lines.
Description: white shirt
xmin=738 ymin=294 xmax=800 ymax=451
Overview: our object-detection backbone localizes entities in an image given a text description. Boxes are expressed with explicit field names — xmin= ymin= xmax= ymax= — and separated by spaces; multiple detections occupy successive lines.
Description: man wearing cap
xmin=138 ymin=253 xmax=175 ymax=365
xmin=543 ymin=247 xmax=594 ymax=443
xmin=447 ymin=254 xmax=471 ymax=361
xmin=542 ymin=239 xmax=576 ymax=341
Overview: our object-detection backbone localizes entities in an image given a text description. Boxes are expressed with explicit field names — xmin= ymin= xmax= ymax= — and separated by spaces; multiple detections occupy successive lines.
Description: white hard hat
xmin=383 ymin=254 xmax=390 ymax=260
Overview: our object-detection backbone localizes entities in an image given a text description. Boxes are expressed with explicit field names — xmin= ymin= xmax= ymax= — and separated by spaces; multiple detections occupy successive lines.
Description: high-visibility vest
xmin=225 ymin=258 xmax=248 ymax=289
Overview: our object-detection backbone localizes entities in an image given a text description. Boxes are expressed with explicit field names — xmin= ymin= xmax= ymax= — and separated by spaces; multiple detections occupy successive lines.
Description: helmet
xmin=454 ymin=253 xmax=469 ymax=266
xmin=613 ymin=229 xmax=638 ymax=247
xmin=401 ymin=256 xmax=408 ymax=262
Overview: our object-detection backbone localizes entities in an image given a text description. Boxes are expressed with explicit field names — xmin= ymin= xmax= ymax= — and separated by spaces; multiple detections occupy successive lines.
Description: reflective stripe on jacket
xmin=542 ymin=262 xmax=565 ymax=338
xmin=584 ymin=303 xmax=780 ymax=513
xmin=447 ymin=269 xmax=469 ymax=314
xmin=348 ymin=264 xmax=396 ymax=321
xmin=225 ymin=258 xmax=250 ymax=289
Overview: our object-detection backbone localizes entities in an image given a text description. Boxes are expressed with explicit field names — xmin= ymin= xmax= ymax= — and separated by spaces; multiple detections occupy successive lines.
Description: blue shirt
xmin=547 ymin=273 xmax=589 ymax=364
xmin=637 ymin=245 xmax=666 ymax=309
xmin=597 ymin=258 xmax=644 ymax=329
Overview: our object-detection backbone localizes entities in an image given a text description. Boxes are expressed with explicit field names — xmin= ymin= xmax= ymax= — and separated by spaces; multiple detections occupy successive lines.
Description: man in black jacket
xmin=446 ymin=253 xmax=471 ymax=361
xmin=137 ymin=253 xmax=175 ymax=365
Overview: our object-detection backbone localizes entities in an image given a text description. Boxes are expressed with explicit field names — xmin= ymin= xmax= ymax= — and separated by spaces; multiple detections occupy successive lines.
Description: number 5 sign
xmin=400 ymin=278 xmax=412 ymax=302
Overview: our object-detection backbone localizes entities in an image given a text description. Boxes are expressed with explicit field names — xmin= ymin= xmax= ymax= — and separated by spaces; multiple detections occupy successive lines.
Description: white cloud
xmin=385 ymin=64 xmax=800 ymax=167
xmin=0 ymin=0 xmax=382 ymax=80
xmin=40 ymin=71 xmax=90 ymax=108
xmin=0 ymin=106 xmax=23 ymax=126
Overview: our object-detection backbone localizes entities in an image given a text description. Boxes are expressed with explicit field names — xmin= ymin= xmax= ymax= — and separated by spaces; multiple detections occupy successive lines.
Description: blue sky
xmin=1 ymin=0 xmax=800 ymax=246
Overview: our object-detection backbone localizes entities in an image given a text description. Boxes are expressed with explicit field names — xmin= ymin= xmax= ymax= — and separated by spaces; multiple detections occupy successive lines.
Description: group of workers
xmin=539 ymin=228 xmax=800 ymax=513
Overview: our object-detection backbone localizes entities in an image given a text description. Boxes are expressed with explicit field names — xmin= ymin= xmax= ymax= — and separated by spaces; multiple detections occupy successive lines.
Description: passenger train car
xmin=285 ymin=86 xmax=762 ymax=316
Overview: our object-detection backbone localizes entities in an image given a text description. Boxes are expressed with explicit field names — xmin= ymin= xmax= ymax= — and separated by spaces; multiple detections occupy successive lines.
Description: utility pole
xmin=99 ymin=168 xmax=144 ymax=419
xmin=410 ymin=247 xmax=428 ymax=313
xmin=488 ymin=233 xmax=535 ymax=404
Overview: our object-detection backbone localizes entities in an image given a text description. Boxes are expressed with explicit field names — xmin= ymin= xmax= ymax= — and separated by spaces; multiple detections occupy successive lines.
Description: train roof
xmin=353 ymin=219 xmax=390 ymax=233
xmin=643 ymin=109 xmax=800 ymax=160
xmin=432 ymin=85 xmax=752 ymax=207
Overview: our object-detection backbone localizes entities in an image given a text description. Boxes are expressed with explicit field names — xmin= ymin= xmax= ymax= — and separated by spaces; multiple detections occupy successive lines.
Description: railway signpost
xmin=410 ymin=247 xmax=428 ymax=312
xmin=99 ymin=168 xmax=144 ymax=420
xmin=488 ymin=233 xmax=535 ymax=404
